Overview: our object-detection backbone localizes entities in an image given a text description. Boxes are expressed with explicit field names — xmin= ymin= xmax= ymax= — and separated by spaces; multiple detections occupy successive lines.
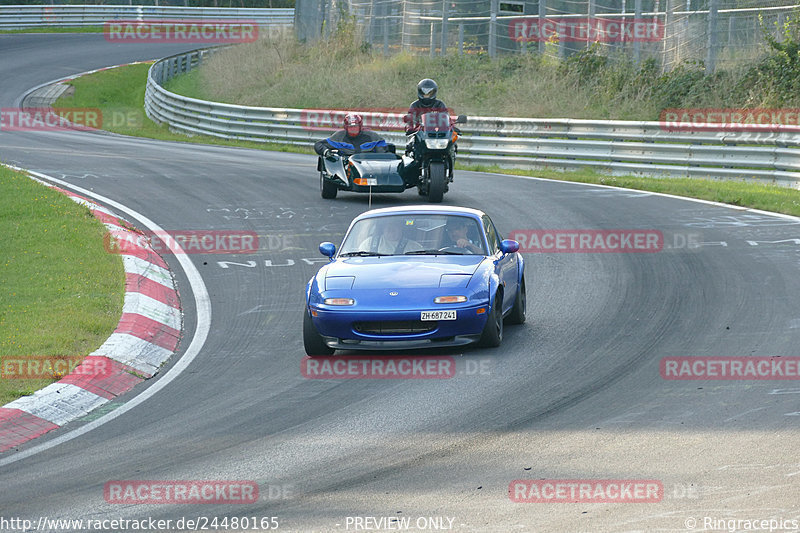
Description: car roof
xmin=352 ymin=205 xmax=486 ymax=222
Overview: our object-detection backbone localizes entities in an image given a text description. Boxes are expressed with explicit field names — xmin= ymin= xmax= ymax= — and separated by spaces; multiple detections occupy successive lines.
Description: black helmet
xmin=417 ymin=78 xmax=438 ymax=106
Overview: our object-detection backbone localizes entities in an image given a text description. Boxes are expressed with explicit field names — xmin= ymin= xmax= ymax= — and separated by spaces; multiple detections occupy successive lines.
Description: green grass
xmin=56 ymin=63 xmax=172 ymax=140
xmin=0 ymin=165 xmax=124 ymax=405
xmin=162 ymin=34 xmax=799 ymax=120
xmin=163 ymin=9 xmax=800 ymax=120
xmin=54 ymin=63 xmax=314 ymax=154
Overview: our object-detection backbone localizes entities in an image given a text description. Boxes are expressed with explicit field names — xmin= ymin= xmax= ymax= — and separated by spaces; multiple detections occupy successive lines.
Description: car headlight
xmin=324 ymin=298 xmax=355 ymax=306
xmin=434 ymin=296 xmax=467 ymax=304
xmin=424 ymin=138 xmax=450 ymax=150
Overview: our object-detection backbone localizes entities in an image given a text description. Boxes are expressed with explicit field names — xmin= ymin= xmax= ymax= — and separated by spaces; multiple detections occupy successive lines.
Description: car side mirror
xmin=319 ymin=242 xmax=336 ymax=259
xmin=499 ymin=239 xmax=519 ymax=254
xmin=456 ymin=114 xmax=467 ymax=124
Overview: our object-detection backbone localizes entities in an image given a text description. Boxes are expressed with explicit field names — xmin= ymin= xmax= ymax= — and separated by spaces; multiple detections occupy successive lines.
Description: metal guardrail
xmin=0 ymin=5 xmax=293 ymax=29
xmin=144 ymin=49 xmax=800 ymax=187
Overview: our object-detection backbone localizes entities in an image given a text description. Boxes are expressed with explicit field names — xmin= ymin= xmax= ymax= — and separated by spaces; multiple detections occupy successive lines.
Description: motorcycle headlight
xmin=424 ymin=138 xmax=450 ymax=150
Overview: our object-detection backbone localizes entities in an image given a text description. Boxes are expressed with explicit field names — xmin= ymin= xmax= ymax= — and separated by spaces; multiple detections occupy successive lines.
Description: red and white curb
xmin=0 ymin=181 xmax=182 ymax=452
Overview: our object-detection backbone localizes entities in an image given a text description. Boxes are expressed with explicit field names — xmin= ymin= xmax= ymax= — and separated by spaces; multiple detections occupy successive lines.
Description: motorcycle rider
xmin=404 ymin=78 xmax=448 ymax=134
xmin=401 ymin=79 xmax=455 ymax=184
xmin=314 ymin=113 xmax=392 ymax=160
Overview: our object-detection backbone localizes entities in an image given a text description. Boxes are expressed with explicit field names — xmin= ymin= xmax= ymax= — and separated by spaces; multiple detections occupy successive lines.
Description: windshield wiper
xmin=340 ymin=251 xmax=390 ymax=257
xmin=404 ymin=249 xmax=465 ymax=255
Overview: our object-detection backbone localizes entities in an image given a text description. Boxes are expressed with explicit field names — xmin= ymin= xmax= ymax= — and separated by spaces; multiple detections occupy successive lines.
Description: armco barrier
xmin=0 ymin=5 xmax=293 ymax=29
xmin=142 ymin=49 xmax=800 ymax=187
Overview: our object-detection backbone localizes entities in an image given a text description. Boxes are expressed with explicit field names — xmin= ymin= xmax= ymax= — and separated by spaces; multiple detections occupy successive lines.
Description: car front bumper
xmin=309 ymin=304 xmax=489 ymax=350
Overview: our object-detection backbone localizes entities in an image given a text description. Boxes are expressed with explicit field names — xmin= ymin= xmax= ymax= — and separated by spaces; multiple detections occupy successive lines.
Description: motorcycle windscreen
xmin=421 ymin=111 xmax=451 ymax=133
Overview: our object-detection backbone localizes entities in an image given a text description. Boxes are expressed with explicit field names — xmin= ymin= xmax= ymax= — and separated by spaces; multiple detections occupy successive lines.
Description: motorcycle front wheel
xmin=428 ymin=161 xmax=445 ymax=203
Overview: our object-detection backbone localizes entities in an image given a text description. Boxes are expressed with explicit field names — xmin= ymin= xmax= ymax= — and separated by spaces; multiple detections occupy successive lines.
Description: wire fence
xmin=299 ymin=0 xmax=800 ymax=72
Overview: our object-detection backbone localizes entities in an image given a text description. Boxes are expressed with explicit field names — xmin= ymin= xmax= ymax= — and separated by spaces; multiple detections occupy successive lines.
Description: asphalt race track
xmin=1 ymin=34 xmax=799 ymax=532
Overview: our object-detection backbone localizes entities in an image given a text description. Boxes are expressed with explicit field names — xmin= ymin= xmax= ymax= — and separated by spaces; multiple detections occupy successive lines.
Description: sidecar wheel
xmin=320 ymin=172 xmax=338 ymax=199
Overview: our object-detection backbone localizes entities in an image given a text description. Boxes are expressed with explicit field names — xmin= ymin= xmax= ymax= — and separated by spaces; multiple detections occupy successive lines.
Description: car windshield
xmin=338 ymin=214 xmax=487 ymax=256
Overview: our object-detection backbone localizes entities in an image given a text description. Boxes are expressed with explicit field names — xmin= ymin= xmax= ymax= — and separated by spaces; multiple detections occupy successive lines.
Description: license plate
xmin=421 ymin=310 xmax=456 ymax=321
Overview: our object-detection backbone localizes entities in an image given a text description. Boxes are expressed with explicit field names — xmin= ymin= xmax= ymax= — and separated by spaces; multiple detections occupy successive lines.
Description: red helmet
xmin=344 ymin=113 xmax=363 ymax=137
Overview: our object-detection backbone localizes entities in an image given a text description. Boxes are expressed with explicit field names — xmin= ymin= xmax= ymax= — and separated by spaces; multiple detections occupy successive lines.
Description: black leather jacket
xmin=405 ymin=99 xmax=448 ymax=132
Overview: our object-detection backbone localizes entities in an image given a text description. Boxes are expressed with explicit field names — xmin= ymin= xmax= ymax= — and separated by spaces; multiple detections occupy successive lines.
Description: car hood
xmin=324 ymin=255 xmax=484 ymax=290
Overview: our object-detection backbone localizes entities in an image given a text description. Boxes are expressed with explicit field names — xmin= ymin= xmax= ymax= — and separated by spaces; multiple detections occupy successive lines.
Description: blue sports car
xmin=303 ymin=205 xmax=526 ymax=355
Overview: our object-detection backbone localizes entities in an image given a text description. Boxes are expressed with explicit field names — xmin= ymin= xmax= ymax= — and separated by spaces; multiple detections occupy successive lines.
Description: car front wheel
xmin=505 ymin=276 xmax=526 ymax=325
xmin=303 ymin=310 xmax=335 ymax=356
xmin=479 ymin=294 xmax=503 ymax=348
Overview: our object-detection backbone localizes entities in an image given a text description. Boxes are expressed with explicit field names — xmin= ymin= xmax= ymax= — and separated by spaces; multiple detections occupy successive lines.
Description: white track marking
xmin=91 ymin=333 xmax=174 ymax=376
xmin=120 ymin=292 xmax=182 ymax=330
xmin=5 ymin=384 xmax=107 ymax=426
xmin=122 ymin=255 xmax=173 ymax=287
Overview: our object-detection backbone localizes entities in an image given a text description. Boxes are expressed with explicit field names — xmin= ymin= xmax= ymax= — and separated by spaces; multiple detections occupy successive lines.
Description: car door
xmin=482 ymin=215 xmax=518 ymax=314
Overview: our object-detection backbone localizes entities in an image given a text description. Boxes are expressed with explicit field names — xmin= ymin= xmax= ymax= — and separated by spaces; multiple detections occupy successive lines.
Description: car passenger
xmin=359 ymin=219 xmax=423 ymax=255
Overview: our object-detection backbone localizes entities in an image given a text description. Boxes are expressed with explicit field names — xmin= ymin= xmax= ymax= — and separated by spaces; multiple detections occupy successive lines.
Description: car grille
xmin=354 ymin=320 xmax=436 ymax=335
